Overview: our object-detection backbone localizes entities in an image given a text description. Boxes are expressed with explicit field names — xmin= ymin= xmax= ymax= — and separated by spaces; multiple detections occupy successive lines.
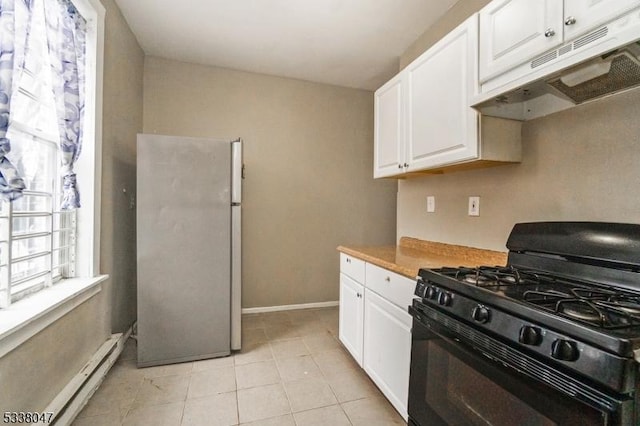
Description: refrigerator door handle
xmin=231 ymin=205 xmax=242 ymax=350
xmin=231 ymin=139 xmax=243 ymax=204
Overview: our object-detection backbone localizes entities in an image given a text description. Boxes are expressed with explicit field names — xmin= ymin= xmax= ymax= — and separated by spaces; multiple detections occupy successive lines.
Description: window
xmin=0 ymin=0 xmax=103 ymax=309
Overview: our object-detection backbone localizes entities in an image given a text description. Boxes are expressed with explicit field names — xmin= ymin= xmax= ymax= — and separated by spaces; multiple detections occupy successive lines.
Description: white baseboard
xmin=47 ymin=326 xmax=132 ymax=426
xmin=242 ymin=301 xmax=339 ymax=314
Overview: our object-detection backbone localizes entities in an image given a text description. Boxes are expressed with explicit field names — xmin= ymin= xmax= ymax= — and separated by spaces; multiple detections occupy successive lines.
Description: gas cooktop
xmin=438 ymin=265 xmax=640 ymax=331
xmin=415 ymin=222 xmax=640 ymax=358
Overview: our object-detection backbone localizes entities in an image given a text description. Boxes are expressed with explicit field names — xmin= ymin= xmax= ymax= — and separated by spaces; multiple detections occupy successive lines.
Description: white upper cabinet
xmin=479 ymin=0 xmax=563 ymax=83
xmin=479 ymin=0 xmax=640 ymax=85
xmin=406 ymin=15 xmax=479 ymax=171
xmin=374 ymin=73 xmax=405 ymax=178
xmin=373 ymin=12 xmax=521 ymax=179
xmin=563 ymin=0 xmax=640 ymax=40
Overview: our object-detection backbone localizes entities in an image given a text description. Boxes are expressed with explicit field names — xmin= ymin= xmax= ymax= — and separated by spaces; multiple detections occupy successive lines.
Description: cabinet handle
xmin=404 ymin=163 xmax=409 ymax=168
xmin=346 ymin=258 xmax=351 ymax=264
xmin=544 ymin=28 xmax=555 ymax=37
xmin=385 ymin=276 xmax=391 ymax=282
xmin=397 ymin=164 xmax=402 ymax=169
xmin=564 ymin=16 xmax=576 ymax=26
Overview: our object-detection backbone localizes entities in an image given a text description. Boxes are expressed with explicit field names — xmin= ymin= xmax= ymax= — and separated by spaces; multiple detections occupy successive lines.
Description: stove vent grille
xmin=529 ymin=27 xmax=610 ymax=70
xmin=574 ymin=26 xmax=609 ymax=50
xmin=532 ymin=51 xmax=558 ymax=69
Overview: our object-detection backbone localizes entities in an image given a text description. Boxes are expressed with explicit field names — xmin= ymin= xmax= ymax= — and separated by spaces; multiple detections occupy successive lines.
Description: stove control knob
xmin=426 ymin=286 xmax=439 ymax=300
xmin=518 ymin=326 xmax=542 ymax=346
xmin=437 ymin=291 xmax=452 ymax=306
xmin=415 ymin=280 xmax=427 ymax=298
xmin=471 ymin=305 xmax=490 ymax=323
xmin=551 ymin=339 xmax=579 ymax=362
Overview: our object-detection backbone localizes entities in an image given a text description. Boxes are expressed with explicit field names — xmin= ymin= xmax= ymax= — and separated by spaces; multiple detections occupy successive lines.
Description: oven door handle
xmin=408 ymin=303 xmax=426 ymax=322
xmin=408 ymin=304 xmax=418 ymax=317
xmin=408 ymin=304 xmax=429 ymax=332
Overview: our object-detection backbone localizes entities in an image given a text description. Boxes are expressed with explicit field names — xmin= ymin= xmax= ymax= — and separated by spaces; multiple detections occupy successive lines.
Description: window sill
xmin=0 ymin=275 xmax=108 ymax=358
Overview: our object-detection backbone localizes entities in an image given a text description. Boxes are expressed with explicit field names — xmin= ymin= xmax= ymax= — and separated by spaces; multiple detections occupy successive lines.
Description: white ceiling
xmin=113 ymin=0 xmax=458 ymax=91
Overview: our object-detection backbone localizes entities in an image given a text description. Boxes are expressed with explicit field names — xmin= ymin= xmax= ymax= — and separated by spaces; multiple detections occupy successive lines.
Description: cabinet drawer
xmin=365 ymin=263 xmax=415 ymax=310
xmin=340 ymin=253 xmax=365 ymax=283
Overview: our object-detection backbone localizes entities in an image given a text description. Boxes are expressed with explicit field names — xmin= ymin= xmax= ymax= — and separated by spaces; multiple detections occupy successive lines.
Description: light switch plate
xmin=427 ymin=196 xmax=435 ymax=213
xmin=468 ymin=196 xmax=480 ymax=216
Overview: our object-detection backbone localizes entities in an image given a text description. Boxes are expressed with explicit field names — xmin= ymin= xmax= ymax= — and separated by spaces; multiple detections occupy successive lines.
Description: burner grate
xmin=440 ymin=266 xmax=549 ymax=288
xmin=435 ymin=265 xmax=640 ymax=330
xmin=522 ymin=286 xmax=640 ymax=329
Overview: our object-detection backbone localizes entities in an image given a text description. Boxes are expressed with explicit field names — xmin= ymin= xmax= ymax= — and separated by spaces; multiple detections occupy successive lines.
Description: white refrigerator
xmin=136 ymin=134 xmax=242 ymax=367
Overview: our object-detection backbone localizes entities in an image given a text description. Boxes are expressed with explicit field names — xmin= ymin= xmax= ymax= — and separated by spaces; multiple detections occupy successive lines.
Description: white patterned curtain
xmin=43 ymin=0 xmax=86 ymax=209
xmin=0 ymin=0 xmax=31 ymax=201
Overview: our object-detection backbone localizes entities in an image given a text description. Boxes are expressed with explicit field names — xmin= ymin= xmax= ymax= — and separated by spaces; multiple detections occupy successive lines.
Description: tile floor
xmin=72 ymin=307 xmax=406 ymax=425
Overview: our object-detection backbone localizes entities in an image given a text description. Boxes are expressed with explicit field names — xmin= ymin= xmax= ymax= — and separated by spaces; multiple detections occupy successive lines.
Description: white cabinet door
xmin=406 ymin=15 xmax=479 ymax=171
xmin=339 ymin=273 xmax=364 ymax=366
xmin=563 ymin=0 xmax=640 ymax=40
xmin=374 ymin=73 xmax=405 ymax=178
xmin=479 ymin=0 xmax=563 ymax=82
xmin=363 ymin=289 xmax=412 ymax=421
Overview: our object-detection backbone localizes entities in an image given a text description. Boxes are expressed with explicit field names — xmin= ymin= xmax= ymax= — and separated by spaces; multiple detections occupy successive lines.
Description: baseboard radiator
xmin=45 ymin=328 xmax=131 ymax=425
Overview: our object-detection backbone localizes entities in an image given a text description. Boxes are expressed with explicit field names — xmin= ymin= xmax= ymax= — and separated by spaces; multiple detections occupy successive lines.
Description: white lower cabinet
xmin=363 ymin=289 xmax=412 ymax=421
xmin=340 ymin=253 xmax=365 ymax=283
xmin=339 ymin=256 xmax=414 ymax=421
xmin=339 ymin=273 xmax=364 ymax=366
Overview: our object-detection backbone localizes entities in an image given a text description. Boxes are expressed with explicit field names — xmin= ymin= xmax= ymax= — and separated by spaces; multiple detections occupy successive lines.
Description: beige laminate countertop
xmin=337 ymin=237 xmax=508 ymax=279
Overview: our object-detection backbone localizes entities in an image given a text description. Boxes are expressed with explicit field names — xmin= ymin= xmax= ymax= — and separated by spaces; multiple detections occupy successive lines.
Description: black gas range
xmin=408 ymin=222 xmax=640 ymax=426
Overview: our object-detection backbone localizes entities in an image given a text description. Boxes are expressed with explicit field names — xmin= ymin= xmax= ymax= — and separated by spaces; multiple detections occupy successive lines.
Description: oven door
xmin=408 ymin=304 xmax=636 ymax=426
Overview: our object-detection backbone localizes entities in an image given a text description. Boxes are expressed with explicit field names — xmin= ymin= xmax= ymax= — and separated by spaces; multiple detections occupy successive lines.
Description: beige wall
xmin=101 ymin=0 xmax=144 ymax=332
xmin=0 ymin=295 xmax=108 ymax=412
xmin=397 ymin=1 xmax=640 ymax=252
xmin=0 ymin=0 xmax=143 ymax=412
xmin=143 ymin=57 xmax=397 ymax=308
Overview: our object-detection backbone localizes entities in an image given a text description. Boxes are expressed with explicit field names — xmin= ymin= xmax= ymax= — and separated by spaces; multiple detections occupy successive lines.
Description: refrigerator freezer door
xmin=137 ymin=134 xmax=232 ymax=366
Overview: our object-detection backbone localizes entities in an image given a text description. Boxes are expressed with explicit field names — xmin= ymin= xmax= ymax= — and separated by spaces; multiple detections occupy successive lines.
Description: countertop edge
xmin=337 ymin=240 xmax=508 ymax=280
xmin=337 ymin=245 xmax=412 ymax=277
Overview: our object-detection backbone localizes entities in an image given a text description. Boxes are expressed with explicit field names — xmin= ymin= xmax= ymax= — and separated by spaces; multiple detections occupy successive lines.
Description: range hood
xmin=548 ymin=45 xmax=640 ymax=103
xmin=474 ymin=11 xmax=640 ymax=121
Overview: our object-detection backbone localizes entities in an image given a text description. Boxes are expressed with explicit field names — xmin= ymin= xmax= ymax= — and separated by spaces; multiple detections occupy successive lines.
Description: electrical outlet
xmin=468 ymin=196 xmax=480 ymax=216
xmin=427 ymin=196 xmax=435 ymax=213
